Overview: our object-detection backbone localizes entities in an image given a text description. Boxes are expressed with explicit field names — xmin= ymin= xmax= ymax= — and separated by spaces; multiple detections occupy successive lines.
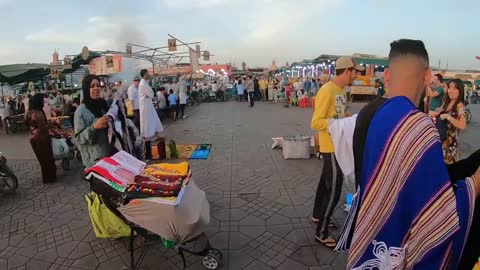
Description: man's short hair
xmin=388 ymin=39 xmax=429 ymax=68
xmin=434 ymin=74 xmax=444 ymax=83
xmin=140 ymin=69 xmax=148 ymax=78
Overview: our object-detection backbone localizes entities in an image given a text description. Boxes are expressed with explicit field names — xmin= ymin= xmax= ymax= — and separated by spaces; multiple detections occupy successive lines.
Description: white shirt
xmin=43 ymin=102 xmax=52 ymax=120
xmin=328 ymin=114 xmax=358 ymax=184
xmin=127 ymin=84 xmax=140 ymax=110
xmin=179 ymin=78 xmax=188 ymax=105
xmin=156 ymin=92 xmax=167 ymax=109
xmin=23 ymin=97 xmax=30 ymax=113
xmin=294 ymin=81 xmax=303 ymax=91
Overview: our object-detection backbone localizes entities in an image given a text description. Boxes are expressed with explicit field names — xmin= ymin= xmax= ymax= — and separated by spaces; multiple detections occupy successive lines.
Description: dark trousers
xmin=30 ymin=135 xmax=56 ymax=183
xmin=238 ymin=94 xmax=244 ymax=101
xmin=178 ymin=104 xmax=186 ymax=117
xmin=248 ymin=92 xmax=254 ymax=107
xmin=133 ymin=109 xmax=140 ymax=130
xmin=313 ymin=153 xmax=343 ymax=239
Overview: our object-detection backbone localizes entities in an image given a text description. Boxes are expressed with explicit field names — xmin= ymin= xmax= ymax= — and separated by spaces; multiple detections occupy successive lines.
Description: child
xmin=168 ymin=89 xmax=178 ymax=121
xmin=290 ymin=89 xmax=298 ymax=106
xmin=273 ymin=86 xmax=279 ymax=103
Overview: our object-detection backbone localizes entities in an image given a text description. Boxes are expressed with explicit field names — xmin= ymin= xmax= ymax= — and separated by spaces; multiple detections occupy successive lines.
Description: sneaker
xmin=182 ymin=115 xmax=188 ymax=119
xmin=311 ymin=217 xmax=320 ymax=223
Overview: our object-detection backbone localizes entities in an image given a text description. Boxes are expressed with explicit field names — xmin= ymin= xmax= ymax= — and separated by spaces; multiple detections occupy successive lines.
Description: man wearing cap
xmin=310 ymin=56 xmax=364 ymax=248
xmin=127 ymin=77 xmax=141 ymax=129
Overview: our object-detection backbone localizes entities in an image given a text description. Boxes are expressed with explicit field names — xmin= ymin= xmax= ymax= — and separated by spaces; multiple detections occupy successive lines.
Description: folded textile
xmin=143 ymin=162 xmax=190 ymax=179
xmin=190 ymin=150 xmax=210 ymax=159
xmin=85 ymin=171 xmax=127 ymax=193
xmin=85 ymin=151 xmax=146 ymax=188
xmin=85 ymin=158 xmax=135 ymax=188
xmin=132 ymin=175 xmax=182 ymax=191
xmin=126 ymin=185 xmax=181 ymax=197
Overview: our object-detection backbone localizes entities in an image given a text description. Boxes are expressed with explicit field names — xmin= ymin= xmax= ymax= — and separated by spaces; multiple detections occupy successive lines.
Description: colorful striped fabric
xmin=348 ymin=97 xmax=475 ymax=270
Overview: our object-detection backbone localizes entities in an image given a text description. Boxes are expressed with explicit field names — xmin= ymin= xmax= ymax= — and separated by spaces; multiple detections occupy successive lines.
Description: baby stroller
xmin=53 ymin=117 xmax=82 ymax=170
xmin=85 ymin=174 xmax=223 ymax=270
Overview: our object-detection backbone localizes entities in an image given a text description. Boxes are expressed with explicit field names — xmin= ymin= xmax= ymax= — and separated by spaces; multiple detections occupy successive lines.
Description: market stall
xmin=83 ymin=150 xmax=223 ymax=270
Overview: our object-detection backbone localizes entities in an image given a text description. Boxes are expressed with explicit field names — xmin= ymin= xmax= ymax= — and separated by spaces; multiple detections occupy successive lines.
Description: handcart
xmin=85 ymin=174 xmax=223 ymax=270
xmin=4 ymin=113 xmax=27 ymax=134
xmin=52 ymin=117 xmax=82 ymax=170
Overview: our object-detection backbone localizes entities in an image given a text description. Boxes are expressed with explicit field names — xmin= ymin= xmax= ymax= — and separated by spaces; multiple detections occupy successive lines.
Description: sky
xmin=1 ymin=0 xmax=480 ymax=70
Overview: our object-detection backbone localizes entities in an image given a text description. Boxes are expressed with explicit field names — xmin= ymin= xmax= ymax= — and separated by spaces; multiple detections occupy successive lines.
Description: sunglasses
xmin=90 ymin=84 xmax=100 ymax=88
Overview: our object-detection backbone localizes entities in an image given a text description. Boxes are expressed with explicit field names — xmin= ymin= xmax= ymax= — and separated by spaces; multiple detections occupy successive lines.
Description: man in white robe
xmin=139 ymin=69 xmax=163 ymax=139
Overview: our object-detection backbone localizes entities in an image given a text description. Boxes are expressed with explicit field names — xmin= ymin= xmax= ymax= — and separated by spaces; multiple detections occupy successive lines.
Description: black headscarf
xmin=29 ymin=93 xmax=45 ymax=112
xmin=82 ymin=74 xmax=109 ymax=117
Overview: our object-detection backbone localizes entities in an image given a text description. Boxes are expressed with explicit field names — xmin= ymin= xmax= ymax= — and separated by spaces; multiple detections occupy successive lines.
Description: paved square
xmin=1 ymin=101 xmax=479 ymax=270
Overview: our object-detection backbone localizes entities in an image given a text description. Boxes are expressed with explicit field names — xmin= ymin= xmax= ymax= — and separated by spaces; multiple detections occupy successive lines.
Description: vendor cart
xmin=85 ymin=173 xmax=223 ymax=270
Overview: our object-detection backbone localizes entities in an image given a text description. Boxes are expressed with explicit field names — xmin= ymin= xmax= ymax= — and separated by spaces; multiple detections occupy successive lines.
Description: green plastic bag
xmin=162 ymin=238 xmax=176 ymax=249
xmin=85 ymin=192 xmax=131 ymax=239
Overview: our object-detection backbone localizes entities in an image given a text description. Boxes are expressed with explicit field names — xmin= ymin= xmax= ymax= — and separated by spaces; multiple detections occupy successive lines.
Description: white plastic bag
xmin=282 ymin=136 xmax=311 ymax=159
xmin=52 ymin=138 xmax=69 ymax=158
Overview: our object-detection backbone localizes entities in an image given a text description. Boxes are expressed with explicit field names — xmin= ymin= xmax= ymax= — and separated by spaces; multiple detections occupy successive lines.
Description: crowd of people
xmin=310 ymin=40 xmax=480 ymax=269
xmin=231 ymin=75 xmax=326 ymax=105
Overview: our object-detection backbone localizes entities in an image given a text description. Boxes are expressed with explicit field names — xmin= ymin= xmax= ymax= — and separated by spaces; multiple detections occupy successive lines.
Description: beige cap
xmin=335 ymin=56 xmax=365 ymax=71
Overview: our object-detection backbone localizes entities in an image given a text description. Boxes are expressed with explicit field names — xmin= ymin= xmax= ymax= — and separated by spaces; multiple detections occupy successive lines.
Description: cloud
xmin=24 ymin=16 xmax=147 ymax=53
xmin=162 ymin=0 xmax=231 ymax=8
xmin=25 ymin=29 xmax=82 ymax=43
xmin=211 ymin=0 xmax=344 ymax=66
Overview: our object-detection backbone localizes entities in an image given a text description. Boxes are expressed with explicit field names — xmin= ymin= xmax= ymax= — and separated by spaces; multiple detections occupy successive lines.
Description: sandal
xmin=315 ymin=236 xmax=337 ymax=249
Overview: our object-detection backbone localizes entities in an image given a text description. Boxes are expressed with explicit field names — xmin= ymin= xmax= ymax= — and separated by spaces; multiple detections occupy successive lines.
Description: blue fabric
xmin=303 ymin=81 xmax=311 ymax=91
xmin=348 ymin=97 xmax=474 ymax=269
xmin=190 ymin=149 xmax=210 ymax=159
xmin=236 ymin=83 xmax=244 ymax=95
xmin=168 ymin=94 xmax=178 ymax=105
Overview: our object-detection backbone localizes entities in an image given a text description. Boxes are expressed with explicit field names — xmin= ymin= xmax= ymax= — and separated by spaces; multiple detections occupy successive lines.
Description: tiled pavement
xmin=2 ymin=101 xmax=478 ymax=270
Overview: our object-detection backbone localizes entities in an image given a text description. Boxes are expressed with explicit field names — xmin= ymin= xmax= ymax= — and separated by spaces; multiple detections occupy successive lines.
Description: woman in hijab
xmin=26 ymin=93 xmax=62 ymax=183
xmin=74 ymin=75 xmax=112 ymax=168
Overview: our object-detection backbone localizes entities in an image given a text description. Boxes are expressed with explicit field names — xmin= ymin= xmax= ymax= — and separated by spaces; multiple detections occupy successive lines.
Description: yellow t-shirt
xmin=259 ymin=80 xmax=267 ymax=90
xmin=311 ymin=81 xmax=346 ymax=153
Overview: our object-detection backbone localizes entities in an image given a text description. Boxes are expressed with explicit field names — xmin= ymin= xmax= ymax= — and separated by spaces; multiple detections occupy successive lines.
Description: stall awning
xmin=354 ymin=58 xmax=389 ymax=67
xmin=0 ymin=63 xmax=50 ymax=84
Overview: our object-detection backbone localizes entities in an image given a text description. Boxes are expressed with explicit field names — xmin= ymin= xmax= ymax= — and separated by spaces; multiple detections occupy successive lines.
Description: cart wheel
xmin=62 ymin=159 xmax=71 ymax=171
xmin=202 ymin=249 xmax=222 ymax=270
xmin=76 ymin=151 xmax=82 ymax=162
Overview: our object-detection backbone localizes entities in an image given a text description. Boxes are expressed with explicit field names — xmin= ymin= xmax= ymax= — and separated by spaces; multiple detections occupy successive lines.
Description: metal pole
xmin=152 ymin=61 xmax=156 ymax=86
xmin=0 ymin=83 xmax=3 ymax=107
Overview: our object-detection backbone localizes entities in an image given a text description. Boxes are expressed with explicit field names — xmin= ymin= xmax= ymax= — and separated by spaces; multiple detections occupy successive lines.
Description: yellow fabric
xmin=144 ymin=162 xmax=190 ymax=176
xmin=311 ymin=81 xmax=346 ymax=153
xmin=175 ymin=144 xmax=198 ymax=159
xmin=259 ymin=80 xmax=267 ymax=90
xmin=126 ymin=101 xmax=134 ymax=116
xmin=85 ymin=192 xmax=130 ymax=239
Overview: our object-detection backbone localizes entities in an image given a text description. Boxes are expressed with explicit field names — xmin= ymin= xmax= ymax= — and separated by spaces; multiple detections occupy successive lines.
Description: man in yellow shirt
xmin=259 ymin=78 xmax=268 ymax=101
xmin=311 ymin=56 xmax=364 ymax=248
